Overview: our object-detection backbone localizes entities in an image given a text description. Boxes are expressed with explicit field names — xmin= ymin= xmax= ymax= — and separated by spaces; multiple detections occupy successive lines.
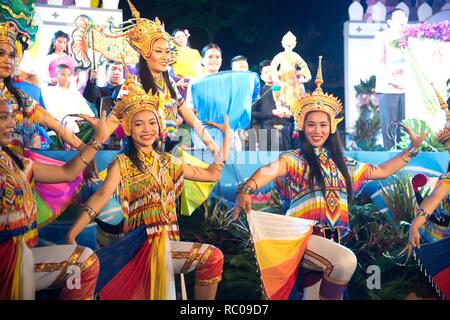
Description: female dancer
xmin=66 ymin=66 xmax=233 ymax=300
xmin=0 ymin=98 xmax=108 ymax=299
xmin=104 ymin=0 xmax=219 ymax=154
xmin=234 ymin=57 xmax=426 ymax=300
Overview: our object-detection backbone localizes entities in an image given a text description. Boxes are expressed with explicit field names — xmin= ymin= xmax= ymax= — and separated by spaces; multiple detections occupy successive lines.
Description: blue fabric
xmin=13 ymin=82 xmax=46 ymax=109
xmin=191 ymin=71 xmax=260 ymax=147
xmin=415 ymin=236 xmax=450 ymax=277
xmin=95 ymin=225 xmax=147 ymax=292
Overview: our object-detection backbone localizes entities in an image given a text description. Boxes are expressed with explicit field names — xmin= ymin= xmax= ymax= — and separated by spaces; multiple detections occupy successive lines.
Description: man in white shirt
xmin=373 ymin=8 xmax=408 ymax=150
xmin=42 ymin=64 xmax=95 ymax=142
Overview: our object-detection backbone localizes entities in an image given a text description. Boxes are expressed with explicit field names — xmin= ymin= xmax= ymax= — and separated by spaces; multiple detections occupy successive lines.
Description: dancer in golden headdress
xmin=234 ymin=57 xmax=426 ymax=300
xmin=403 ymin=86 xmax=450 ymax=257
xmin=66 ymin=62 xmax=233 ymax=300
xmin=103 ymin=0 xmax=219 ymax=154
xmin=0 ymin=98 xmax=109 ymax=299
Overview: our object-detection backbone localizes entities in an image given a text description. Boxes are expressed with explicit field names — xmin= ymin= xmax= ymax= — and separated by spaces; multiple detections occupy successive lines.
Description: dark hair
xmin=124 ymin=136 xmax=162 ymax=173
xmin=231 ymin=55 xmax=247 ymax=65
xmin=105 ymin=60 xmax=121 ymax=71
xmin=2 ymin=146 xmax=24 ymax=170
xmin=201 ymin=43 xmax=222 ymax=58
xmin=171 ymin=29 xmax=191 ymax=47
xmin=298 ymin=122 xmax=353 ymax=203
xmin=47 ymin=30 xmax=69 ymax=55
xmin=5 ymin=76 xmax=24 ymax=114
xmin=386 ymin=8 xmax=406 ymax=21
xmin=137 ymin=55 xmax=177 ymax=98
xmin=259 ymin=59 xmax=271 ymax=73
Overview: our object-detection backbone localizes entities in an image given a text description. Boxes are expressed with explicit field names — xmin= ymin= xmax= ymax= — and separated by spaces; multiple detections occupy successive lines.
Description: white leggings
xmin=301 ymin=235 xmax=357 ymax=300
xmin=20 ymin=239 xmax=99 ymax=300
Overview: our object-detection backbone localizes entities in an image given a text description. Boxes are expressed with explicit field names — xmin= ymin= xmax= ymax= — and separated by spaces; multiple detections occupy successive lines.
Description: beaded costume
xmin=0 ymin=150 xmax=99 ymax=300
xmin=94 ymin=62 xmax=223 ymax=300
xmin=276 ymin=148 xmax=373 ymax=237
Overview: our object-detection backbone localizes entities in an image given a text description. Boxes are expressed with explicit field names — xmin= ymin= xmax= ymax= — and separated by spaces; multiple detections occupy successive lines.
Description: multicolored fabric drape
xmin=248 ymin=210 xmax=314 ymax=300
xmin=24 ymin=150 xmax=83 ymax=228
xmin=95 ymin=151 xmax=183 ymax=299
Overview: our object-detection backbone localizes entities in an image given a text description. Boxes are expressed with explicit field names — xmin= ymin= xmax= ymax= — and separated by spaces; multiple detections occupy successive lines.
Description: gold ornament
xmin=125 ymin=0 xmax=176 ymax=59
xmin=112 ymin=56 xmax=166 ymax=137
xmin=291 ymin=56 xmax=343 ymax=133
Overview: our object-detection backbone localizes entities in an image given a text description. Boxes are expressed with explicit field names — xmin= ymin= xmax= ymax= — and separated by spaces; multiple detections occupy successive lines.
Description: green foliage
xmin=396 ymin=119 xmax=446 ymax=152
xmin=352 ymin=76 xmax=383 ymax=151
xmin=344 ymin=202 xmax=437 ymax=300
xmin=379 ymin=172 xmax=416 ymax=223
xmin=354 ymin=76 xmax=376 ymax=94
xmin=178 ymin=197 xmax=261 ymax=300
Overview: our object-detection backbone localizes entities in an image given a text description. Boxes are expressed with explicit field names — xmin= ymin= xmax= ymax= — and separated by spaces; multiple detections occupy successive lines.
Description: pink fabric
xmin=24 ymin=150 xmax=83 ymax=215
xmin=48 ymin=55 xmax=75 ymax=79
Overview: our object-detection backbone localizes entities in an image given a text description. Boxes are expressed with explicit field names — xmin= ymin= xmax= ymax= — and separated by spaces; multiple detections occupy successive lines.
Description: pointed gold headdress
xmin=0 ymin=21 xmax=18 ymax=47
xmin=113 ymin=56 xmax=166 ymax=137
xmin=291 ymin=56 xmax=343 ymax=133
xmin=432 ymin=83 xmax=450 ymax=149
xmin=125 ymin=0 xmax=176 ymax=59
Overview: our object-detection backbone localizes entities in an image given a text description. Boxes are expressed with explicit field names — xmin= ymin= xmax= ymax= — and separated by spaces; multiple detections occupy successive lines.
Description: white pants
xmin=20 ymin=239 xmax=98 ymax=300
xmin=301 ymin=235 xmax=357 ymax=300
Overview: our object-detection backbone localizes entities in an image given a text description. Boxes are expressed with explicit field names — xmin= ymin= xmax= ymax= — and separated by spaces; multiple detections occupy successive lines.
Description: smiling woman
xmin=0 ymin=98 xmax=110 ymax=300
xmin=66 ymin=65 xmax=233 ymax=300
xmin=234 ymin=56 xmax=427 ymax=300
xmin=101 ymin=0 xmax=220 ymax=155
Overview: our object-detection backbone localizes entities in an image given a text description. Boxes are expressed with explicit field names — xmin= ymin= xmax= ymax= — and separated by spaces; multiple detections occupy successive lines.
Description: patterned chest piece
xmin=315 ymin=148 xmax=342 ymax=228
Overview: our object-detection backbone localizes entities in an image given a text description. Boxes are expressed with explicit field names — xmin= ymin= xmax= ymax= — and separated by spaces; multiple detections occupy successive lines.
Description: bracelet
xmin=237 ymin=182 xmax=255 ymax=195
xmin=407 ymin=147 xmax=420 ymax=158
xmin=82 ymin=205 xmax=98 ymax=222
xmin=213 ymin=162 xmax=224 ymax=172
xmin=247 ymin=177 xmax=258 ymax=191
xmin=404 ymin=145 xmax=420 ymax=158
xmin=88 ymin=138 xmax=103 ymax=151
xmin=400 ymin=152 xmax=410 ymax=163
xmin=79 ymin=152 xmax=90 ymax=166
xmin=416 ymin=207 xmax=430 ymax=220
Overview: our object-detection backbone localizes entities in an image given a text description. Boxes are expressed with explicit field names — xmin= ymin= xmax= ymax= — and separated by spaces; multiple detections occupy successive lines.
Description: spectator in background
xmin=14 ymin=51 xmax=51 ymax=149
xmin=42 ymin=64 xmax=95 ymax=148
xmin=373 ymin=8 xmax=408 ymax=150
xmin=252 ymin=60 xmax=292 ymax=151
xmin=171 ymin=28 xmax=202 ymax=99
xmin=231 ymin=55 xmax=249 ymax=72
xmin=186 ymin=43 xmax=223 ymax=108
xmin=40 ymin=30 xmax=75 ymax=86
xmin=83 ymin=60 xmax=124 ymax=115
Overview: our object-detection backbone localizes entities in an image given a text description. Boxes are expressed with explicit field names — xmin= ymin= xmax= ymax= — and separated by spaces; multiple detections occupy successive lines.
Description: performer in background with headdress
xmin=0 ymin=98 xmax=109 ymax=299
xmin=234 ymin=56 xmax=426 ymax=300
xmin=66 ymin=63 xmax=233 ymax=300
xmin=103 ymin=0 xmax=219 ymax=154
xmin=402 ymin=88 xmax=450 ymax=299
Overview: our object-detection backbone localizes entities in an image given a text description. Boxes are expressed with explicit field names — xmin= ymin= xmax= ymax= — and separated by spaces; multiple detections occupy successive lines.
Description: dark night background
xmin=118 ymin=0 xmax=353 ymax=104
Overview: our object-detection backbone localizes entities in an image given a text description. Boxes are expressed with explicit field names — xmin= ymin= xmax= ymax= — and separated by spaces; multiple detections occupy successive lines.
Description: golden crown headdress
xmin=124 ymin=0 xmax=176 ymax=59
xmin=291 ymin=56 xmax=343 ymax=133
xmin=432 ymin=83 xmax=450 ymax=149
xmin=0 ymin=21 xmax=18 ymax=48
xmin=113 ymin=56 xmax=166 ymax=137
